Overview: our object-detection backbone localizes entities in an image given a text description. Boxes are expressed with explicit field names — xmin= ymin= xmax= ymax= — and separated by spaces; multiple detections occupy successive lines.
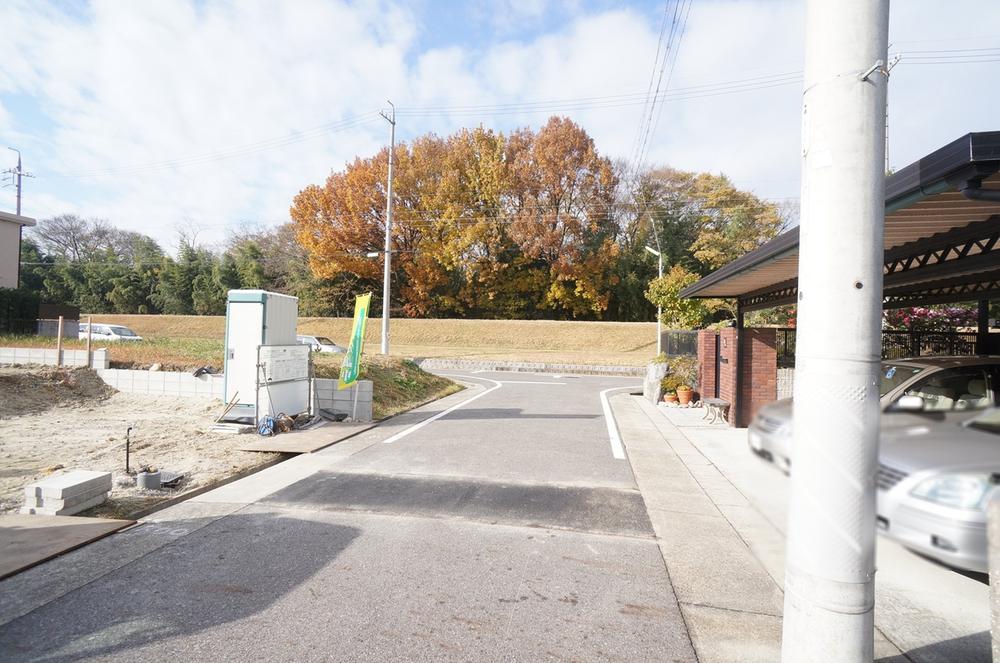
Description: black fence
xmin=660 ymin=330 xmax=698 ymax=357
xmin=0 ymin=288 xmax=40 ymax=335
xmin=775 ymin=328 xmax=982 ymax=366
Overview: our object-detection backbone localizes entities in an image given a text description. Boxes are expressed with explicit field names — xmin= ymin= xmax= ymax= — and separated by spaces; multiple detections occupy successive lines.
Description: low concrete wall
xmin=96 ymin=368 xmax=224 ymax=399
xmin=0 ymin=346 xmax=109 ymax=369
xmin=314 ymin=378 xmax=373 ymax=422
xmin=777 ymin=367 xmax=795 ymax=400
xmin=415 ymin=358 xmax=644 ymax=377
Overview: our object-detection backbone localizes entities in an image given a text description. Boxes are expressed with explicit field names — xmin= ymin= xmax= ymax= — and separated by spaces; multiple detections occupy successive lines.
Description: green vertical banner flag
xmin=338 ymin=292 xmax=372 ymax=390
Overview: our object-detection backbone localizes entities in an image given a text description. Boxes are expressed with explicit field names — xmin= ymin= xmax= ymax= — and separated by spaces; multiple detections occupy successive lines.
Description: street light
xmin=645 ymin=245 xmax=663 ymax=355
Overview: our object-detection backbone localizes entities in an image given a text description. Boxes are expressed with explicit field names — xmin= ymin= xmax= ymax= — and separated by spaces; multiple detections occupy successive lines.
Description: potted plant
xmin=676 ymin=385 xmax=694 ymax=405
xmin=660 ymin=375 xmax=682 ymax=403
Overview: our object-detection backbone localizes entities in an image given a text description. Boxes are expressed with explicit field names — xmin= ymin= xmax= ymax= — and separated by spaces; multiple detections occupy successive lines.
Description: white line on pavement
xmin=600 ymin=386 xmax=642 ymax=460
xmin=495 ymin=380 xmax=566 ymax=385
xmin=382 ymin=376 xmax=503 ymax=444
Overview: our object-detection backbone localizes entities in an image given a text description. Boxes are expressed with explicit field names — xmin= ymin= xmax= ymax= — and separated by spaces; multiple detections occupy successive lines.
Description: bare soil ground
xmin=0 ymin=366 xmax=279 ymax=518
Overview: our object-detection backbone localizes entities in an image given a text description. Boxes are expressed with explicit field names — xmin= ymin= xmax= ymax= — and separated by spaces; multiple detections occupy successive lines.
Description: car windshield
xmin=967 ymin=409 xmax=1000 ymax=435
xmin=879 ymin=363 xmax=923 ymax=397
xmin=315 ymin=337 xmax=336 ymax=345
xmin=111 ymin=327 xmax=138 ymax=337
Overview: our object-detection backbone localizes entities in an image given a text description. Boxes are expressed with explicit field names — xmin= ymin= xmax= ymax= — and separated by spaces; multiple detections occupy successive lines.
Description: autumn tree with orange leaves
xmin=290 ymin=116 xmax=788 ymax=324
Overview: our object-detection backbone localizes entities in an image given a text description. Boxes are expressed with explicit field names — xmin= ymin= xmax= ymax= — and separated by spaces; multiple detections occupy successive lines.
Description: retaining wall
xmin=415 ymin=358 xmax=643 ymax=376
xmin=314 ymin=378 xmax=373 ymax=422
xmin=95 ymin=368 xmax=225 ymax=399
xmin=0 ymin=347 xmax=109 ymax=369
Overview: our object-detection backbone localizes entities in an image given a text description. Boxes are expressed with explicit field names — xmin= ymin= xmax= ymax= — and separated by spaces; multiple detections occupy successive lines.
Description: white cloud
xmin=1 ymin=0 xmax=997 ymax=251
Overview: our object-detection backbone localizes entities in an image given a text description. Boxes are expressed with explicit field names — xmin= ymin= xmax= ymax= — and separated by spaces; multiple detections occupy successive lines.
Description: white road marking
xmin=599 ymin=386 xmax=641 ymax=460
xmin=382 ymin=376 xmax=502 ymax=444
xmin=496 ymin=380 xmax=566 ymax=385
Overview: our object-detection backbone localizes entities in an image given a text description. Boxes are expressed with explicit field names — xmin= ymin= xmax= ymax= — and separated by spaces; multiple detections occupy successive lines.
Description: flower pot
xmin=663 ymin=393 xmax=678 ymax=403
xmin=677 ymin=389 xmax=693 ymax=406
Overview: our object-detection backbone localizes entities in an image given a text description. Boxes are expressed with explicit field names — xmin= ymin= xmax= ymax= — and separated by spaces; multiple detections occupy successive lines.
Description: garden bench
xmin=702 ymin=398 xmax=730 ymax=424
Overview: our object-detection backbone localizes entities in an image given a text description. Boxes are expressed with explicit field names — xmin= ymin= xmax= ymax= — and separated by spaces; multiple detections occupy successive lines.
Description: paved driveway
xmin=0 ymin=372 xmax=697 ymax=662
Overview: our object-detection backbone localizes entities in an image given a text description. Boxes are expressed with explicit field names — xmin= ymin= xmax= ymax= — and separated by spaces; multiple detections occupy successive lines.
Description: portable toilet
xmin=222 ymin=290 xmax=305 ymax=424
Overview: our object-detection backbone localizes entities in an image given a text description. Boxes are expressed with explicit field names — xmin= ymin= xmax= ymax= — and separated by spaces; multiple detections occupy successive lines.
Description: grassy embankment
xmin=75 ymin=314 xmax=659 ymax=366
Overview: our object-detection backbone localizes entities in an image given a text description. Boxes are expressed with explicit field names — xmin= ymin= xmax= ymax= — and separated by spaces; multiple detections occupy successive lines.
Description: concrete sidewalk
xmin=611 ymin=393 xmax=991 ymax=662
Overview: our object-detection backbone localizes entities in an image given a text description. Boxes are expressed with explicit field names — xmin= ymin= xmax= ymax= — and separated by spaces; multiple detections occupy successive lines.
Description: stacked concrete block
xmin=0 ymin=346 xmax=108 ymax=368
xmin=95 ymin=369 xmax=224 ymax=398
xmin=20 ymin=470 xmax=112 ymax=516
xmin=314 ymin=379 xmax=374 ymax=422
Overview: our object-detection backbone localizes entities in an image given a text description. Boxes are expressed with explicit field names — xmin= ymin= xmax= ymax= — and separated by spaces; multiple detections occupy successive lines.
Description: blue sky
xmin=1 ymin=0 xmax=998 ymax=252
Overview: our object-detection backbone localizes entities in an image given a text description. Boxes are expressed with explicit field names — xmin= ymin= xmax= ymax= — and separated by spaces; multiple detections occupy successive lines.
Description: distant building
xmin=0 ymin=210 xmax=36 ymax=289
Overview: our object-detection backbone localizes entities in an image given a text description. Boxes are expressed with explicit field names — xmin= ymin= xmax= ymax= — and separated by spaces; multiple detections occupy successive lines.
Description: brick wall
xmin=700 ymin=327 xmax=778 ymax=427
xmin=718 ymin=328 xmax=738 ymax=424
xmin=696 ymin=330 xmax=718 ymax=400
xmin=737 ymin=328 xmax=778 ymax=427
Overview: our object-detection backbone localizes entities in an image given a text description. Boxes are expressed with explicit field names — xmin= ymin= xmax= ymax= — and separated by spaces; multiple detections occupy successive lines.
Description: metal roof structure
xmin=680 ymin=132 xmax=1000 ymax=312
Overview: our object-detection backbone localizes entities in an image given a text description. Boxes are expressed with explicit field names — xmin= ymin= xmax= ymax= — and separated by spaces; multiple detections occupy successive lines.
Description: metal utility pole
xmin=645 ymin=246 xmax=663 ymax=355
xmin=782 ymin=2 xmax=889 ymax=662
xmin=5 ymin=147 xmax=35 ymax=289
xmin=379 ymin=102 xmax=396 ymax=356
xmin=5 ymin=147 xmax=34 ymax=215
xmin=648 ymin=215 xmax=664 ymax=356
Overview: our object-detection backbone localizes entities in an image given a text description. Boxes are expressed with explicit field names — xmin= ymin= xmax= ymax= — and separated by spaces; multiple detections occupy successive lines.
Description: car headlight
xmin=909 ymin=474 xmax=994 ymax=510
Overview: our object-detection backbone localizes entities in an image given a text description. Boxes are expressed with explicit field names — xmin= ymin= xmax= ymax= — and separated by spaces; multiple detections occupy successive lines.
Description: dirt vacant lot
xmin=0 ymin=366 xmax=279 ymax=517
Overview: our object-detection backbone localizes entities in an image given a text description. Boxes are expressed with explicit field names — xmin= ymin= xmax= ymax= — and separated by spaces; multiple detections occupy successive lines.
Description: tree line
xmin=19 ymin=116 xmax=792 ymax=324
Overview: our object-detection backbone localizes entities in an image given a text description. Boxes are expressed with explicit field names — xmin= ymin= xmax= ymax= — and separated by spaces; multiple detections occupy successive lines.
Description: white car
xmin=78 ymin=323 xmax=143 ymax=342
xmin=876 ymin=408 xmax=1000 ymax=573
xmin=296 ymin=335 xmax=346 ymax=353
xmin=749 ymin=356 xmax=1000 ymax=472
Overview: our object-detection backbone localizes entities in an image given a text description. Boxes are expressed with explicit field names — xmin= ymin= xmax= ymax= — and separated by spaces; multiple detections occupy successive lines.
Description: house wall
xmin=0 ymin=222 xmax=22 ymax=289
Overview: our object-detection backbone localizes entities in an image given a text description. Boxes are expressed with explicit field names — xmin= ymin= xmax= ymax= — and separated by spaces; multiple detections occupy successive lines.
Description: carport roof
xmin=679 ymin=131 xmax=1000 ymax=311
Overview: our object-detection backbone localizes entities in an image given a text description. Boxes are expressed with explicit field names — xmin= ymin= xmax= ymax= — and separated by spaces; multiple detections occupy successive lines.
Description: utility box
xmin=223 ymin=290 xmax=308 ymax=423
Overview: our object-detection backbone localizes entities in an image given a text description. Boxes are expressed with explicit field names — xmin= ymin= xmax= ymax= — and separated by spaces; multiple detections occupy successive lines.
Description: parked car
xmin=77 ymin=323 xmax=143 ymax=342
xmin=296 ymin=335 xmax=346 ymax=353
xmin=877 ymin=407 xmax=1000 ymax=573
xmin=748 ymin=356 xmax=1000 ymax=472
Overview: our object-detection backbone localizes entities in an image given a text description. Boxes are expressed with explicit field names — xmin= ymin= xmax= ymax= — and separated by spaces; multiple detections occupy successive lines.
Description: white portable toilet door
xmin=225 ymin=302 xmax=264 ymax=407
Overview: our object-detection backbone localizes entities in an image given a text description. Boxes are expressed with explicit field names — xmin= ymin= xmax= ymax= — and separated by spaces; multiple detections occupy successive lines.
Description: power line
xmin=42 ymin=114 xmax=380 ymax=179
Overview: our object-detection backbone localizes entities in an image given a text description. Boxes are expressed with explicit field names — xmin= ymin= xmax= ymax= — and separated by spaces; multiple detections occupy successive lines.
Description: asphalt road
xmin=0 ymin=371 xmax=698 ymax=662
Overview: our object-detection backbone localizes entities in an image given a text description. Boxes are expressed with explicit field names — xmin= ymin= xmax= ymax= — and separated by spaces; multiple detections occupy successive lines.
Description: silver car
xmin=296 ymin=335 xmax=346 ymax=353
xmin=877 ymin=408 xmax=1000 ymax=573
xmin=748 ymin=356 xmax=1000 ymax=472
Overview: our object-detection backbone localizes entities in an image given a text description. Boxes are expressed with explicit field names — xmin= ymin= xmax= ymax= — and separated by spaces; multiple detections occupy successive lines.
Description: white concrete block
xmin=24 ymin=470 xmax=112 ymax=500
xmin=20 ymin=492 xmax=108 ymax=516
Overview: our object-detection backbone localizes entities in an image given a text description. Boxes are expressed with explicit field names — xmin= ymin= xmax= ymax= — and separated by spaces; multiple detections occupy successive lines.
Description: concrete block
xmin=20 ymin=492 xmax=107 ymax=516
xmin=24 ymin=470 xmax=112 ymax=500
xmin=24 ymin=483 xmax=109 ymax=510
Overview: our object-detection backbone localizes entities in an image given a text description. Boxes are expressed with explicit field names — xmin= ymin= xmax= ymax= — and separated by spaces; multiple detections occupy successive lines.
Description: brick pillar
xmin=697 ymin=329 xmax=718 ymax=400
xmin=718 ymin=328 xmax=739 ymax=425
xmin=737 ymin=328 xmax=777 ymax=427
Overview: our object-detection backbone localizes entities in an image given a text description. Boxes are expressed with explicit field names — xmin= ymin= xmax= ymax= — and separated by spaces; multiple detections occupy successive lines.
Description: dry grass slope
xmin=86 ymin=315 xmax=658 ymax=366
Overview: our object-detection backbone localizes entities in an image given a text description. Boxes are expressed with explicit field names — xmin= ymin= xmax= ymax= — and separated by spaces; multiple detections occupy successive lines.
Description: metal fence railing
xmin=660 ymin=330 xmax=698 ymax=357
xmin=774 ymin=328 xmax=982 ymax=366
xmin=881 ymin=330 xmax=978 ymax=360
